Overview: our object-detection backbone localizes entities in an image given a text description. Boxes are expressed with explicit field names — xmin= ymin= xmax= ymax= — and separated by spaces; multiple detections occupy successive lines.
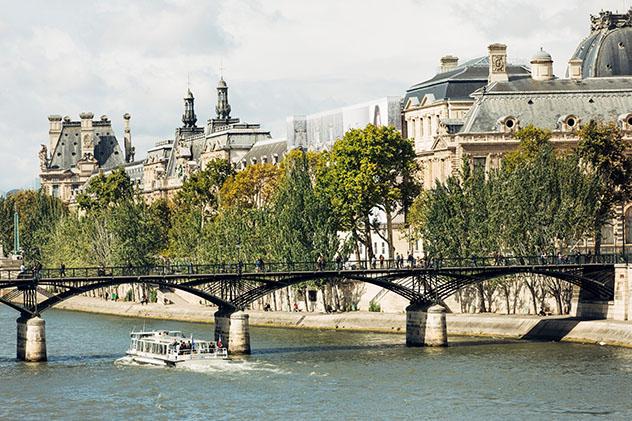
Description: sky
xmin=0 ymin=0 xmax=629 ymax=193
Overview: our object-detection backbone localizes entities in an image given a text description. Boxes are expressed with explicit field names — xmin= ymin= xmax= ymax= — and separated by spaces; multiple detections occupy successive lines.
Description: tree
xmin=0 ymin=190 xmax=67 ymax=264
xmin=76 ymin=167 xmax=134 ymax=211
xmin=577 ymin=120 xmax=632 ymax=254
xmin=220 ymin=163 xmax=281 ymax=209
xmin=175 ymin=158 xmax=234 ymax=215
xmin=317 ymin=124 xmax=418 ymax=261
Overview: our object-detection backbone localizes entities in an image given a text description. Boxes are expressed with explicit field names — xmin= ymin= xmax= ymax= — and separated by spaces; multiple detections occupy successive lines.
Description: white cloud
xmin=0 ymin=0 xmax=627 ymax=192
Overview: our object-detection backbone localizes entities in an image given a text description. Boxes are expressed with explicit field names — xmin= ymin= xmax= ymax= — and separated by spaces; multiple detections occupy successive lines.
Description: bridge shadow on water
xmin=252 ymin=338 xmax=523 ymax=356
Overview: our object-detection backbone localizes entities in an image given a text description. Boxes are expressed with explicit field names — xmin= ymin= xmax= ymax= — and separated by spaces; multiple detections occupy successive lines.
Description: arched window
xmin=626 ymin=207 xmax=632 ymax=244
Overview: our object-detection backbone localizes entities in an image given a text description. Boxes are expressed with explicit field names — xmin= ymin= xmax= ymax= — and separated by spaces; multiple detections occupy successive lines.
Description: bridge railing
xmin=0 ymin=253 xmax=628 ymax=281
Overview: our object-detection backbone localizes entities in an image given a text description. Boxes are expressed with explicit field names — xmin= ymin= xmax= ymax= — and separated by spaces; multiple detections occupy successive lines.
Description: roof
xmin=48 ymin=122 xmax=124 ymax=171
xmin=240 ymin=138 xmax=287 ymax=164
xmin=460 ymin=77 xmax=632 ymax=133
xmin=404 ymin=56 xmax=531 ymax=106
xmin=571 ymin=10 xmax=632 ymax=77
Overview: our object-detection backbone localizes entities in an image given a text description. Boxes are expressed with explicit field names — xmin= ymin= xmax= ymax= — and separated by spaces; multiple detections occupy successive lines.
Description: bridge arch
xmin=2 ymin=277 xmax=237 ymax=315
xmin=428 ymin=266 xmax=614 ymax=303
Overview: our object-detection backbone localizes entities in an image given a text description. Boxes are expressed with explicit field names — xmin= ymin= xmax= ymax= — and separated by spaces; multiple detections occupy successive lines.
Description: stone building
xmin=406 ymin=8 xmax=632 ymax=251
xmin=40 ymin=78 xmax=285 ymax=204
xmin=39 ymin=113 xmax=135 ymax=203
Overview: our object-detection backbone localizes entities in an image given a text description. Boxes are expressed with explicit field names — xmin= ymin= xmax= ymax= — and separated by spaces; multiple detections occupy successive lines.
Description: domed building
xmin=406 ymin=8 xmax=632 ymax=254
xmin=571 ymin=9 xmax=632 ymax=78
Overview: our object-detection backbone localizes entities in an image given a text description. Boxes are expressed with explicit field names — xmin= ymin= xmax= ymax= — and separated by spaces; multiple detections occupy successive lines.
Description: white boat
xmin=120 ymin=329 xmax=228 ymax=367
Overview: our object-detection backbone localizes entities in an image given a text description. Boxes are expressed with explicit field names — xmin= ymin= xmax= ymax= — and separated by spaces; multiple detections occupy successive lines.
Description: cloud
xmin=0 ymin=0 xmax=627 ymax=192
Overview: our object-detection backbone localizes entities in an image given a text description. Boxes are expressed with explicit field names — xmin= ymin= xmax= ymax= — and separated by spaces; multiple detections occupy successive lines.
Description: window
xmin=52 ymin=185 xmax=60 ymax=198
xmin=473 ymin=157 xmax=486 ymax=174
xmin=381 ymin=242 xmax=385 ymax=255
xmin=601 ymin=223 xmax=615 ymax=244
xmin=415 ymin=240 xmax=419 ymax=252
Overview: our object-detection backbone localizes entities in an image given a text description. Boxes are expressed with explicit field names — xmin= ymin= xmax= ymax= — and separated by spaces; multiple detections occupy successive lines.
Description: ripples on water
xmin=1 ymin=307 xmax=632 ymax=420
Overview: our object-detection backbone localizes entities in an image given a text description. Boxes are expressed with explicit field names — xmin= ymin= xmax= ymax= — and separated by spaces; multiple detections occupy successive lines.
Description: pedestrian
xmin=60 ymin=263 xmax=66 ymax=278
xmin=379 ymin=254 xmax=385 ymax=269
xmin=407 ymin=253 xmax=414 ymax=269
xmin=335 ymin=254 xmax=342 ymax=270
xmin=317 ymin=254 xmax=325 ymax=271
xmin=371 ymin=255 xmax=377 ymax=269
xmin=394 ymin=253 xmax=400 ymax=269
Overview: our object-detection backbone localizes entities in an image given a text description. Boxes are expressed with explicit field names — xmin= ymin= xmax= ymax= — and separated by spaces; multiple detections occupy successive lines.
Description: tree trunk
xmin=364 ymin=215 xmax=374 ymax=263
xmin=386 ymin=208 xmax=395 ymax=260
xmin=303 ymin=286 xmax=310 ymax=312
xmin=525 ymin=280 xmax=538 ymax=314
xmin=476 ymin=283 xmax=487 ymax=313
xmin=594 ymin=225 xmax=602 ymax=256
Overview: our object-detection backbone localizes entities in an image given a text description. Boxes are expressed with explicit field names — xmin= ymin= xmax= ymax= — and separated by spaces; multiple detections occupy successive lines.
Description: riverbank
xmin=55 ymin=296 xmax=632 ymax=348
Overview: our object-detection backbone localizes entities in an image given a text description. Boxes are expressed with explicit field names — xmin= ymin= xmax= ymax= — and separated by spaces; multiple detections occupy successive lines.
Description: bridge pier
xmin=214 ymin=310 xmax=251 ymax=355
xmin=406 ymin=304 xmax=447 ymax=347
xmin=16 ymin=315 xmax=47 ymax=362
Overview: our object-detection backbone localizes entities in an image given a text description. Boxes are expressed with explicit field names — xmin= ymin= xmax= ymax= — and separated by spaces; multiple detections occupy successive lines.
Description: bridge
xmin=0 ymin=254 xmax=623 ymax=361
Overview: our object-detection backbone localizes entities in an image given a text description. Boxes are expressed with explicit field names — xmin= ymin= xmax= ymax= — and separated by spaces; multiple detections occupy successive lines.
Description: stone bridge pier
xmin=16 ymin=315 xmax=47 ymax=362
xmin=406 ymin=304 xmax=448 ymax=347
xmin=214 ymin=310 xmax=251 ymax=355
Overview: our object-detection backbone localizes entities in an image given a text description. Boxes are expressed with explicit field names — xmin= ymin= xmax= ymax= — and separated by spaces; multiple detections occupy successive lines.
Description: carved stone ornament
xmin=492 ymin=55 xmax=506 ymax=72
xmin=38 ymin=144 xmax=48 ymax=170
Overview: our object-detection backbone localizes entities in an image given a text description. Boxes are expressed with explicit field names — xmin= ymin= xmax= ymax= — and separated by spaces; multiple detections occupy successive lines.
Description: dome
xmin=217 ymin=77 xmax=227 ymax=88
xmin=531 ymin=48 xmax=552 ymax=62
xmin=571 ymin=9 xmax=632 ymax=77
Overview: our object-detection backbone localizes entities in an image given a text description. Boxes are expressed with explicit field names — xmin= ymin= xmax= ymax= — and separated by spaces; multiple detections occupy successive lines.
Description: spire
xmin=215 ymin=77 xmax=231 ymax=120
xmin=182 ymin=88 xmax=197 ymax=128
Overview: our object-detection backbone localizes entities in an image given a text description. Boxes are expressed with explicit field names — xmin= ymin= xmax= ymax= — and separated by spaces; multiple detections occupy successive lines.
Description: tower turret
xmin=182 ymin=89 xmax=197 ymax=128
xmin=215 ymin=77 xmax=232 ymax=120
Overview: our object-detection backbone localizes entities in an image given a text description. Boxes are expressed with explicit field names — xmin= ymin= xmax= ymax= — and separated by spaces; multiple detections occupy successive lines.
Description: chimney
xmin=79 ymin=112 xmax=94 ymax=159
xmin=568 ymin=58 xmax=583 ymax=81
xmin=48 ymin=115 xmax=62 ymax=152
xmin=440 ymin=55 xmax=459 ymax=73
xmin=488 ymin=43 xmax=509 ymax=83
xmin=123 ymin=113 xmax=132 ymax=162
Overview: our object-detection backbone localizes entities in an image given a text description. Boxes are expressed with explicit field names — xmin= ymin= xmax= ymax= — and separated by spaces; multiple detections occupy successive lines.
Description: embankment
xmin=56 ymin=296 xmax=632 ymax=348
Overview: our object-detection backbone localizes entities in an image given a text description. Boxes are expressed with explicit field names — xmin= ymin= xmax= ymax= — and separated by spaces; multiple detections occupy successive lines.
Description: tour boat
xmin=119 ymin=329 xmax=228 ymax=367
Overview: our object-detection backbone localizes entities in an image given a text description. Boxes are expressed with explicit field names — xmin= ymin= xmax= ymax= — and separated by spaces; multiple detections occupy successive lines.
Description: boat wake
xmin=114 ymin=355 xmax=289 ymax=375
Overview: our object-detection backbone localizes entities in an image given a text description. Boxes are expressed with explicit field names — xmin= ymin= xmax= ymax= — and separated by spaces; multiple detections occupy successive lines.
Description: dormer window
xmin=618 ymin=113 xmax=632 ymax=130
xmin=558 ymin=114 xmax=580 ymax=132
xmin=251 ymin=157 xmax=257 ymax=165
xmin=272 ymin=154 xmax=279 ymax=165
xmin=497 ymin=116 xmax=518 ymax=133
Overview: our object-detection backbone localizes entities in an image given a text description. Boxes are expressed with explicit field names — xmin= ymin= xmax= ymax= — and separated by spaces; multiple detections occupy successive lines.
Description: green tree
xmin=577 ymin=120 xmax=632 ymax=254
xmin=317 ymin=124 xmax=418 ymax=261
xmin=0 ymin=190 xmax=67 ymax=264
xmin=76 ymin=167 xmax=134 ymax=211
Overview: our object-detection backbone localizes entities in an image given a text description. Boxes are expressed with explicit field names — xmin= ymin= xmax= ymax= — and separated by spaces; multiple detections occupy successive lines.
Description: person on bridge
xmin=335 ymin=254 xmax=343 ymax=270
xmin=317 ymin=254 xmax=325 ymax=271
xmin=59 ymin=263 xmax=66 ymax=278
xmin=379 ymin=254 xmax=385 ymax=269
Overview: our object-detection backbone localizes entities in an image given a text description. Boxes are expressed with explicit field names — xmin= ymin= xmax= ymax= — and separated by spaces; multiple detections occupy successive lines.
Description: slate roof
xmin=460 ymin=77 xmax=632 ymax=133
xmin=571 ymin=22 xmax=632 ymax=77
xmin=48 ymin=122 xmax=125 ymax=170
xmin=240 ymin=138 xmax=287 ymax=165
xmin=404 ymin=57 xmax=531 ymax=106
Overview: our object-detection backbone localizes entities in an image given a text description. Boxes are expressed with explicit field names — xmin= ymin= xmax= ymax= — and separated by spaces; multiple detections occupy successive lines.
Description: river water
xmin=1 ymin=307 xmax=632 ymax=420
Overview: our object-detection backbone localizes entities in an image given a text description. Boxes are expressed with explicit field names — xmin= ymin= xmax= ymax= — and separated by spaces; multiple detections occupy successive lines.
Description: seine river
xmin=2 ymin=307 xmax=632 ymax=420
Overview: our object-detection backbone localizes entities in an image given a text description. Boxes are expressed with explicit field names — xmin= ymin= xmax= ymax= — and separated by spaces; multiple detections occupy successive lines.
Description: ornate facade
xmin=39 ymin=113 xmax=134 ymax=203
xmin=407 ymin=8 xmax=632 ymax=251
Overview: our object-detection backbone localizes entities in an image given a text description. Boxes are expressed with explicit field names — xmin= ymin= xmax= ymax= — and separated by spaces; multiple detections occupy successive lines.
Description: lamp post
xmin=13 ymin=211 xmax=20 ymax=257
